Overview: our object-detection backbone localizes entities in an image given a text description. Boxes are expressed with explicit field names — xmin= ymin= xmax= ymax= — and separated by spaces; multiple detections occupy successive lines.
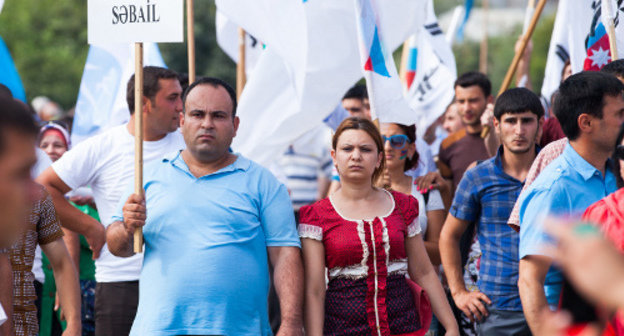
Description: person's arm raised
xmin=106 ymin=194 xmax=145 ymax=258
xmin=36 ymin=167 xmax=105 ymax=259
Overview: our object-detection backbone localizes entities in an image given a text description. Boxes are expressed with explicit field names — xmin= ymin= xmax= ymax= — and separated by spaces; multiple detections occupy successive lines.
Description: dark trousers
xmin=95 ymin=281 xmax=138 ymax=336
xmin=34 ymin=279 xmax=62 ymax=336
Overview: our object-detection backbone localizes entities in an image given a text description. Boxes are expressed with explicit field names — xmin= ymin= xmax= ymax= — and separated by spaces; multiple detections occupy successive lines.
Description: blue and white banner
xmin=71 ymin=43 xmax=165 ymax=145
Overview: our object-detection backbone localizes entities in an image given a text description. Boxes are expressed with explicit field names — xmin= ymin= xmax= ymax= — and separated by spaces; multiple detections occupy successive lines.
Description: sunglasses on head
xmin=616 ymin=145 xmax=624 ymax=160
xmin=382 ymin=134 xmax=411 ymax=149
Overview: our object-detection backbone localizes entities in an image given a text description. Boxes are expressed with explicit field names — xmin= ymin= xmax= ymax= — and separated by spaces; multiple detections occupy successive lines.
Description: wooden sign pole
xmin=134 ymin=42 xmax=144 ymax=254
xmin=481 ymin=0 xmax=547 ymax=138
xmin=236 ymin=27 xmax=247 ymax=100
xmin=603 ymin=0 xmax=619 ymax=61
xmin=187 ymin=0 xmax=196 ymax=83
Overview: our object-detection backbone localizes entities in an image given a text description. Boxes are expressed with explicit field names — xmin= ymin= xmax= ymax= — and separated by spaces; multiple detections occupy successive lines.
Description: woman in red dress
xmin=300 ymin=117 xmax=458 ymax=336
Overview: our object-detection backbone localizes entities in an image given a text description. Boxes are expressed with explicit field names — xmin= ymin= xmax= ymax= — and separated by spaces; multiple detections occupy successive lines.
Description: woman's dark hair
xmin=613 ymin=124 xmax=624 ymax=188
xmin=333 ymin=117 xmax=385 ymax=183
xmin=392 ymin=123 xmax=420 ymax=172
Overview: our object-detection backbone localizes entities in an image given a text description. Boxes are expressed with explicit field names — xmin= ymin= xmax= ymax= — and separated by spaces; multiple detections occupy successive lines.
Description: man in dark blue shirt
xmin=440 ymin=88 xmax=544 ymax=335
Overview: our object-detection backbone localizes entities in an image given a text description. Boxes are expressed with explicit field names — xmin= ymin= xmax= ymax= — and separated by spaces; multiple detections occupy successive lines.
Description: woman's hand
xmin=415 ymin=171 xmax=448 ymax=193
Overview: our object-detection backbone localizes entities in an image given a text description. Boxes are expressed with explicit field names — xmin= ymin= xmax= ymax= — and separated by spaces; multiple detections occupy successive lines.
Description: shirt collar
xmin=562 ymin=141 xmax=605 ymax=181
xmin=163 ymin=150 xmax=251 ymax=177
xmin=493 ymin=145 xmax=541 ymax=178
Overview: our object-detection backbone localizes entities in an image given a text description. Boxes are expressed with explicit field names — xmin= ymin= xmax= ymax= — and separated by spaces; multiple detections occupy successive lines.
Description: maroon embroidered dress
xmin=299 ymin=190 xmax=423 ymax=336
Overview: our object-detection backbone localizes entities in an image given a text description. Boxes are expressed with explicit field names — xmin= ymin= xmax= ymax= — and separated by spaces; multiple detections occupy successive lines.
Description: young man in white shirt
xmin=37 ymin=66 xmax=186 ymax=336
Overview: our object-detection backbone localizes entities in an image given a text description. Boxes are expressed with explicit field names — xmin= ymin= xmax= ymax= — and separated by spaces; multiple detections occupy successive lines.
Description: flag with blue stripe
xmin=0 ymin=36 xmax=26 ymax=102
xmin=71 ymin=43 xmax=166 ymax=145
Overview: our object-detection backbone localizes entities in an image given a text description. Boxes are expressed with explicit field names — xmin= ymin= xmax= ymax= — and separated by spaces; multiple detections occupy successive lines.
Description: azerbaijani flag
xmin=354 ymin=0 xmax=419 ymax=125
xmin=583 ymin=21 xmax=612 ymax=71
xmin=403 ymin=35 xmax=418 ymax=89
xmin=357 ymin=0 xmax=390 ymax=77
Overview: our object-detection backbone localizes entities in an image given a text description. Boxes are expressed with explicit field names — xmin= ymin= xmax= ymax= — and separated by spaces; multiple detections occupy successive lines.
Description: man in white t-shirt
xmin=36 ymin=66 xmax=186 ymax=336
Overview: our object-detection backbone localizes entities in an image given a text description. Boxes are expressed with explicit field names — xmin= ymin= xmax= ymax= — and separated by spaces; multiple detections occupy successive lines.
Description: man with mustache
xmin=106 ymin=77 xmax=303 ymax=336
xmin=440 ymin=88 xmax=543 ymax=335
xmin=37 ymin=66 xmax=185 ymax=336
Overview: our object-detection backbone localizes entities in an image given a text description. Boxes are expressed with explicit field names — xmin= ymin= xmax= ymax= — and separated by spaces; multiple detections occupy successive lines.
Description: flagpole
xmin=479 ymin=0 xmax=489 ymax=74
xmin=236 ymin=27 xmax=247 ymax=100
xmin=186 ymin=0 xmax=196 ymax=83
xmin=603 ymin=0 xmax=619 ymax=60
xmin=481 ymin=0 xmax=546 ymax=138
xmin=399 ymin=40 xmax=410 ymax=88
xmin=133 ymin=42 xmax=144 ymax=254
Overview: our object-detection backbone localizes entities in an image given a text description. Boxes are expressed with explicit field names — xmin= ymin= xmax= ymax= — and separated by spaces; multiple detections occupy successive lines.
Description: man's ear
xmin=536 ymin=116 xmax=545 ymax=142
xmin=493 ymin=116 xmax=501 ymax=135
xmin=578 ymin=113 xmax=593 ymax=134
xmin=232 ymin=116 xmax=240 ymax=136
xmin=179 ymin=111 xmax=185 ymax=127
xmin=142 ymin=96 xmax=151 ymax=114
xmin=487 ymin=95 xmax=494 ymax=104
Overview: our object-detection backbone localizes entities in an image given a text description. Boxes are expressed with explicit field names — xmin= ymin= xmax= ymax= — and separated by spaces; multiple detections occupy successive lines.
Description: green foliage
xmin=453 ymin=12 xmax=555 ymax=96
xmin=0 ymin=0 xmax=235 ymax=110
xmin=0 ymin=0 xmax=89 ymax=109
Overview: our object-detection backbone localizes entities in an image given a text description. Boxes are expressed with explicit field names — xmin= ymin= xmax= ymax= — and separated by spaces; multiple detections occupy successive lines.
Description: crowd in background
xmin=1 ymin=55 xmax=624 ymax=336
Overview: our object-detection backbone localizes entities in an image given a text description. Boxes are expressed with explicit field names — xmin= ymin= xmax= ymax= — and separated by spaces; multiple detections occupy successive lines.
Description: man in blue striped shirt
xmin=440 ymin=88 xmax=543 ymax=335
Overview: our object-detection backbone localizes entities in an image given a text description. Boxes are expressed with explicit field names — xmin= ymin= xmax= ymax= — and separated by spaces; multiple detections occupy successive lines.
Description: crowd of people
xmin=1 ymin=57 xmax=624 ymax=336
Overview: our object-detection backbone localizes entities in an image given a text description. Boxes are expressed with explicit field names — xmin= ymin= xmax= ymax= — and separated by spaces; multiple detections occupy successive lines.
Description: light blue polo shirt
xmin=518 ymin=141 xmax=616 ymax=306
xmin=112 ymin=151 xmax=300 ymax=336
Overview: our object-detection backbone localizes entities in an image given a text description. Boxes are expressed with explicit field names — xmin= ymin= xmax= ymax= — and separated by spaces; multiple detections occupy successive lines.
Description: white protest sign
xmin=88 ymin=0 xmax=183 ymax=44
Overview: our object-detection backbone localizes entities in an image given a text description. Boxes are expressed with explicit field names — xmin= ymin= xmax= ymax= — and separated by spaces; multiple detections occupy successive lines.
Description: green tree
xmin=0 ymin=0 xmax=89 ymax=109
xmin=453 ymin=12 xmax=555 ymax=96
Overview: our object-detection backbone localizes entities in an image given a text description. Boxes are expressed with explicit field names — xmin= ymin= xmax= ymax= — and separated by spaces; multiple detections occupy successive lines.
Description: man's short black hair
xmin=182 ymin=77 xmax=238 ymax=118
xmin=601 ymin=59 xmax=624 ymax=79
xmin=0 ymin=95 xmax=39 ymax=156
xmin=0 ymin=84 xmax=12 ymax=99
xmin=454 ymin=71 xmax=492 ymax=97
xmin=494 ymin=88 xmax=544 ymax=120
xmin=555 ymin=71 xmax=624 ymax=141
xmin=126 ymin=66 xmax=179 ymax=114
xmin=342 ymin=84 xmax=368 ymax=101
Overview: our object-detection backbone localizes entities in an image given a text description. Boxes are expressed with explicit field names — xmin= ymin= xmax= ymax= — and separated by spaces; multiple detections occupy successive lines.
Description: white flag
xmin=71 ymin=43 xmax=166 ymax=145
xmin=541 ymin=0 xmax=570 ymax=104
xmin=215 ymin=10 xmax=264 ymax=76
xmin=566 ymin=0 xmax=624 ymax=73
xmin=354 ymin=0 xmax=419 ymax=126
xmin=222 ymin=0 xmax=423 ymax=167
xmin=405 ymin=0 xmax=457 ymax=133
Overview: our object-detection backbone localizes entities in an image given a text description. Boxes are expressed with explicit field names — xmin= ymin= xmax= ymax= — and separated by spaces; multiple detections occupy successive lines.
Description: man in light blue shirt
xmin=106 ymin=77 xmax=304 ymax=336
xmin=517 ymin=71 xmax=624 ymax=334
